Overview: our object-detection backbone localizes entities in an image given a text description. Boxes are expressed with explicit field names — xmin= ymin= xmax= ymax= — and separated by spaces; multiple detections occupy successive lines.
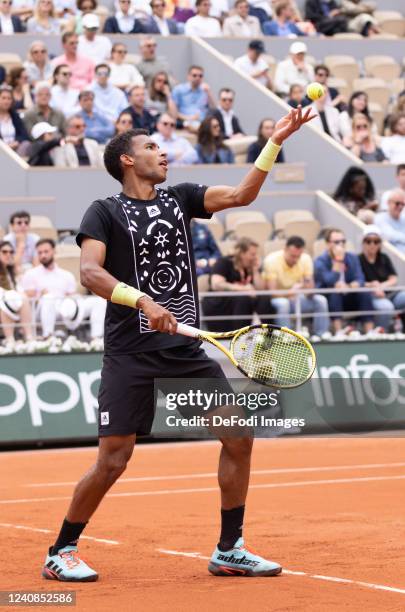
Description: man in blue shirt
xmin=263 ymin=1 xmax=305 ymax=36
xmin=314 ymin=228 xmax=374 ymax=334
xmin=78 ymin=90 xmax=115 ymax=144
xmin=191 ymin=220 xmax=221 ymax=276
xmin=172 ymin=65 xmax=216 ymax=132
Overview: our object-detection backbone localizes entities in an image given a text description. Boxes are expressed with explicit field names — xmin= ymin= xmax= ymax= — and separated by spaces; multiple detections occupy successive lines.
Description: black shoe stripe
xmin=56 ymin=568 xmax=63 ymax=575
xmin=46 ymin=561 xmax=55 ymax=569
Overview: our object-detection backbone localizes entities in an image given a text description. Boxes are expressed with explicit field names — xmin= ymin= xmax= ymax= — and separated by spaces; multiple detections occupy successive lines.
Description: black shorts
xmin=98 ymin=343 xmax=230 ymax=436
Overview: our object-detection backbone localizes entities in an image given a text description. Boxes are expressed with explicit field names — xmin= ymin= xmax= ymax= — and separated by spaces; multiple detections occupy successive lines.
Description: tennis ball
xmin=306 ymin=82 xmax=325 ymax=101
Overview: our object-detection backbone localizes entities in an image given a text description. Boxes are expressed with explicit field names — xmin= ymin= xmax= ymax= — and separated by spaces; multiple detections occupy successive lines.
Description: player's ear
xmin=120 ymin=153 xmax=134 ymax=169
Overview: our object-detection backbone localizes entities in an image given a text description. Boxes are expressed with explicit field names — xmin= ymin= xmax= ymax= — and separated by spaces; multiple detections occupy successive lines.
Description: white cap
xmin=0 ymin=290 xmax=23 ymax=322
xmin=82 ymin=13 xmax=100 ymax=28
xmin=290 ymin=41 xmax=307 ymax=55
xmin=363 ymin=224 xmax=382 ymax=239
xmin=31 ymin=121 xmax=57 ymax=140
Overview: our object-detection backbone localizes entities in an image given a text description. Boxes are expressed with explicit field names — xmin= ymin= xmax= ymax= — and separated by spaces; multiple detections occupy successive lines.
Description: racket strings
xmin=232 ymin=328 xmax=313 ymax=386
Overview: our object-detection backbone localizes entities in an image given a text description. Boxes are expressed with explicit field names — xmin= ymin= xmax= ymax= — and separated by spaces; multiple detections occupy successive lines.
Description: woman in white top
xmin=108 ymin=42 xmax=144 ymax=91
xmin=26 ymin=0 xmax=61 ymax=33
xmin=339 ymin=91 xmax=377 ymax=146
xmin=23 ymin=41 xmax=53 ymax=86
xmin=50 ymin=64 xmax=80 ymax=117
xmin=0 ymin=85 xmax=30 ymax=156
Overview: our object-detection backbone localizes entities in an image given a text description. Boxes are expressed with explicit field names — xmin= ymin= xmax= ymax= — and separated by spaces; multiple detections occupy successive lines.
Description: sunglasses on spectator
xmin=97 ymin=71 xmax=109 ymax=76
xmin=161 ymin=121 xmax=175 ymax=127
xmin=14 ymin=219 xmax=29 ymax=225
xmin=114 ymin=49 xmax=127 ymax=54
xmin=211 ymin=123 xmax=220 ymax=128
xmin=364 ymin=238 xmax=381 ymax=245
xmin=392 ymin=201 xmax=405 ymax=207
xmin=144 ymin=43 xmax=157 ymax=48
xmin=71 ymin=123 xmax=85 ymax=129
xmin=329 ymin=239 xmax=346 ymax=244
xmin=0 ymin=248 xmax=14 ymax=254
xmin=355 ymin=124 xmax=368 ymax=129
xmin=153 ymin=2 xmax=166 ymax=6
xmin=32 ymin=49 xmax=47 ymax=53
xmin=155 ymin=77 xmax=168 ymax=83
xmin=316 ymin=72 xmax=327 ymax=77
xmin=221 ymin=97 xmax=233 ymax=102
xmin=60 ymin=71 xmax=72 ymax=76
xmin=191 ymin=72 xmax=203 ymax=78
xmin=1 ymin=1 xmax=12 ymax=5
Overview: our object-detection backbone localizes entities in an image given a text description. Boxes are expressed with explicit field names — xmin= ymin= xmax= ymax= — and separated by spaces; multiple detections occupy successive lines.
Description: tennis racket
xmin=177 ymin=323 xmax=316 ymax=389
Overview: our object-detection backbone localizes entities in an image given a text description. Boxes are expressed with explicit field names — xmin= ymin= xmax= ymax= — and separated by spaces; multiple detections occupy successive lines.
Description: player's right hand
xmin=138 ymin=297 xmax=178 ymax=335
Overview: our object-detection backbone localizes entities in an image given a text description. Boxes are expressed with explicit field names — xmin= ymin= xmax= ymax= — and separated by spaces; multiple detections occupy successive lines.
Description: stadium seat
xmin=55 ymin=244 xmax=86 ymax=294
xmin=333 ymin=32 xmax=362 ymax=39
xmin=225 ymin=210 xmax=267 ymax=231
xmin=0 ymin=53 xmax=22 ymax=72
xmin=324 ymin=55 xmax=360 ymax=83
xmin=0 ymin=225 xmax=4 ymax=240
xmin=283 ymin=219 xmax=321 ymax=251
xmin=374 ymin=11 xmax=405 ymax=37
xmin=369 ymin=102 xmax=384 ymax=134
xmin=262 ymin=54 xmax=276 ymax=81
xmin=232 ymin=219 xmax=273 ymax=246
xmin=352 ymin=78 xmax=390 ymax=110
xmin=94 ymin=5 xmax=109 ymax=30
xmin=273 ymin=209 xmax=314 ymax=232
xmin=312 ymin=238 xmax=327 ymax=258
xmin=197 ymin=274 xmax=210 ymax=292
xmin=30 ymin=215 xmax=58 ymax=241
xmin=224 ymin=135 xmax=256 ymax=164
xmin=217 ymin=239 xmax=236 ymax=256
xmin=263 ymin=238 xmax=286 ymax=256
xmin=195 ymin=214 xmax=224 ymax=242
xmin=363 ymin=56 xmax=401 ymax=81
xmin=327 ymin=77 xmax=351 ymax=100
xmin=126 ymin=53 xmax=142 ymax=66
xmin=392 ymin=78 xmax=405 ymax=96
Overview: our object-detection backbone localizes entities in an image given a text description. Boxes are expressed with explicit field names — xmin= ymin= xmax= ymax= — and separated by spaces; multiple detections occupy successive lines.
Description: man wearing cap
xmin=23 ymin=82 xmax=66 ymax=138
xmin=234 ymin=40 xmax=272 ymax=89
xmin=78 ymin=90 xmax=115 ymax=145
xmin=78 ymin=13 xmax=112 ymax=64
xmin=375 ymin=189 xmax=405 ymax=254
xmin=274 ymin=41 xmax=314 ymax=97
xmin=359 ymin=225 xmax=405 ymax=331
xmin=28 ymin=122 xmax=62 ymax=166
xmin=52 ymin=32 xmax=95 ymax=91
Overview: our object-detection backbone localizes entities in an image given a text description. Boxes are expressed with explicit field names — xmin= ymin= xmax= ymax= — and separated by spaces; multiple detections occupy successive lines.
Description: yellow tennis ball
xmin=306 ymin=83 xmax=325 ymax=101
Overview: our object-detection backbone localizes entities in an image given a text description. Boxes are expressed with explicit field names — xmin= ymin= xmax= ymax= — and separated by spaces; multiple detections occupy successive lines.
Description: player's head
xmin=36 ymin=238 xmax=56 ymax=267
xmin=284 ymin=235 xmax=305 ymax=266
xmin=104 ymin=129 xmax=168 ymax=185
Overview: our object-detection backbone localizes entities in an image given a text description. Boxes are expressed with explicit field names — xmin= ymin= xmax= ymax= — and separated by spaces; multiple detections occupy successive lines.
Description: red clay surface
xmin=1 ymin=437 xmax=405 ymax=611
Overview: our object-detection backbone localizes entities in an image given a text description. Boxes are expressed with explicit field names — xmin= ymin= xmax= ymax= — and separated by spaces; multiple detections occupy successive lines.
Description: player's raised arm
xmin=204 ymin=106 xmax=316 ymax=214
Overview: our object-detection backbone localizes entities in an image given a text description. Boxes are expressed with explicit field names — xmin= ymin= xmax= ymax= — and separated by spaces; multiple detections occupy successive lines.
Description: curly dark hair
xmin=0 ymin=240 xmax=16 ymax=290
xmin=333 ymin=166 xmax=376 ymax=202
xmin=197 ymin=116 xmax=227 ymax=155
xmin=104 ymin=128 xmax=149 ymax=183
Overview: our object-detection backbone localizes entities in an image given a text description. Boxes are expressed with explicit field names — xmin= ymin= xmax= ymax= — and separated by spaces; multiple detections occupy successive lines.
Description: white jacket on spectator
xmin=223 ymin=14 xmax=262 ymax=37
xmin=310 ymin=103 xmax=341 ymax=142
xmin=274 ymin=57 xmax=314 ymax=96
xmin=184 ymin=15 xmax=222 ymax=36
xmin=380 ymin=135 xmax=405 ymax=165
xmin=51 ymin=138 xmax=103 ymax=168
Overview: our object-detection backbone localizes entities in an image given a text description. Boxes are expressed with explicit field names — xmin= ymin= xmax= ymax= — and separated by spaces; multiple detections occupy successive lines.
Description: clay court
xmin=1 ymin=436 xmax=405 ymax=611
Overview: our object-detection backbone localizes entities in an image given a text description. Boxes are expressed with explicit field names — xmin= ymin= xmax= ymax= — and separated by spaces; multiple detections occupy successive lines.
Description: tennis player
xmin=42 ymin=105 xmax=315 ymax=581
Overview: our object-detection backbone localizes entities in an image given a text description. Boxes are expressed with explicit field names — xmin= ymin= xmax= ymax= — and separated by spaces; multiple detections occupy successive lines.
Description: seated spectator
xmin=51 ymin=114 xmax=103 ymax=167
xmin=172 ymin=65 xmax=215 ymax=132
xmin=263 ymin=0 xmax=305 ymax=36
xmin=381 ymin=114 xmax=405 ymax=165
xmin=145 ymin=71 xmax=177 ymax=119
xmin=144 ymin=0 xmax=180 ymax=34
xmin=27 ymin=121 xmax=61 ymax=166
xmin=51 ymin=64 xmax=80 ymax=117
xmin=52 ymin=32 xmax=95 ymax=91
xmin=12 ymin=0 xmax=35 ymax=19
xmin=24 ymin=81 xmax=66 ymax=137
xmin=4 ymin=210 xmax=39 ymax=270
xmin=103 ymin=0 xmax=144 ymax=33
xmin=274 ymin=41 xmax=314 ymax=97
xmin=8 ymin=66 xmax=33 ymax=112
xmin=384 ymin=90 xmax=405 ymax=133
xmin=314 ymin=228 xmax=374 ymax=335
xmin=20 ymin=239 xmax=77 ymax=339
xmin=234 ymin=39 xmax=272 ymax=89
xmin=309 ymin=64 xmax=345 ymax=110
xmin=287 ymin=83 xmax=308 ymax=108
xmin=310 ymin=95 xmax=341 ymax=142
xmin=184 ymin=0 xmax=222 ymax=36
xmin=248 ymin=0 xmax=271 ymax=23
xmin=247 ymin=117 xmax=285 ymax=163
xmin=195 ymin=116 xmax=235 ymax=164
xmin=223 ymin=0 xmax=261 ymax=37
xmin=359 ymin=225 xmax=405 ymax=331
xmin=333 ymin=166 xmax=378 ymax=219
xmin=90 ymin=63 xmax=128 ymax=123
xmin=26 ymin=0 xmax=61 ymax=33
xmin=78 ymin=90 xmax=114 ymax=144
xmin=24 ymin=40 xmax=53 ymax=86
xmin=136 ymin=36 xmax=172 ymax=87
xmin=0 ymin=0 xmax=25 ymax=33
xmin=339 ymin=91 xmax=376 ymax=145
xmin=0 ymin=85 xmax=30 ymax=156
xmin=209 ymin=87 xmax=244 ymax=139
xmin=53 ymin=0 xmax=77 ymax=17
xmin=115 ymin=110 xmax=133 ymax=135
xmin=66 ymin=0 xmax=97 ymax=34
xmin=191 ymin=219 xmax=221 ymax=276
xmin=375 ymin=189 xmax=405 ymax=254
xmin=347 ymin=114 xmax=386 ymax=162
xmin=78 ymin=13 xmax=112 ymax=64
xmin=122 ymin=85 xmax=156 ymax=132
xmin=304 ymin=0 xmax=347 ymax=35
xmin=290 ymin=0 xmax=317 ymax=34
xmin=202 ymin=237 xmax=269 ymax=332
xmin=381 ymin=164 xmax=405 ymax=211
xmin=0 ymin=241 xmax=34 ymax=343
xmin=151 ymin=112 xmax=198 ymax=164
xmin=263 ymin=236 xmax=329 ymax=336
xmin=340 ymin=0 xmax=379 ymax=36
xmin=109 ymin=43 xmax=145 ymax=91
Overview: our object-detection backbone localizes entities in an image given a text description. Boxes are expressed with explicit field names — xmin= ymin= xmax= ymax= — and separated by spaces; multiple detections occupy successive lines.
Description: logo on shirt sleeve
xmin=147 ymin=205 xmax=161 ymax=218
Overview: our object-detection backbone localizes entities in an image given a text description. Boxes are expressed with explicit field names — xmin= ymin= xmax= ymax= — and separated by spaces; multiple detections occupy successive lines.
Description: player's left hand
xmin=272 ymin=106 xmax=317 ymax=145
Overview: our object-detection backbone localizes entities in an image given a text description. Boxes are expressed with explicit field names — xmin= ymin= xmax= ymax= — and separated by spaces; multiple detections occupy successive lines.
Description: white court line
xmin=25 ymin=462 xmax=405 ymax=488
xmin=0 ymin=523 xmax=119 ymax=545
xmin=157 ymin=549 xmax=405 ymax=596
xmin=3 ymin=473 xmax=405 ymax=504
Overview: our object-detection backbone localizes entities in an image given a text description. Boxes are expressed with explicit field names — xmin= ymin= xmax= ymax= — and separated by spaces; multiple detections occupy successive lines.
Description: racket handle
xmin=176 ymin=323 xmax=201 ymax=338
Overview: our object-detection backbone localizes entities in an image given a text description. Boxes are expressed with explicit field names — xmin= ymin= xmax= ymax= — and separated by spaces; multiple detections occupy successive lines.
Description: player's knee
xmin=97 ymin=452 xmax=130 ymax=480
xmin=222 ymin=435 xmax=253 ymax=458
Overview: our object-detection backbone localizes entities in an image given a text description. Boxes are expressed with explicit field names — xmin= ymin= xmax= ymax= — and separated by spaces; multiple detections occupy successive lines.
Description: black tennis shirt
xmin=77 ymin=183 xmax=210 ymax=354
